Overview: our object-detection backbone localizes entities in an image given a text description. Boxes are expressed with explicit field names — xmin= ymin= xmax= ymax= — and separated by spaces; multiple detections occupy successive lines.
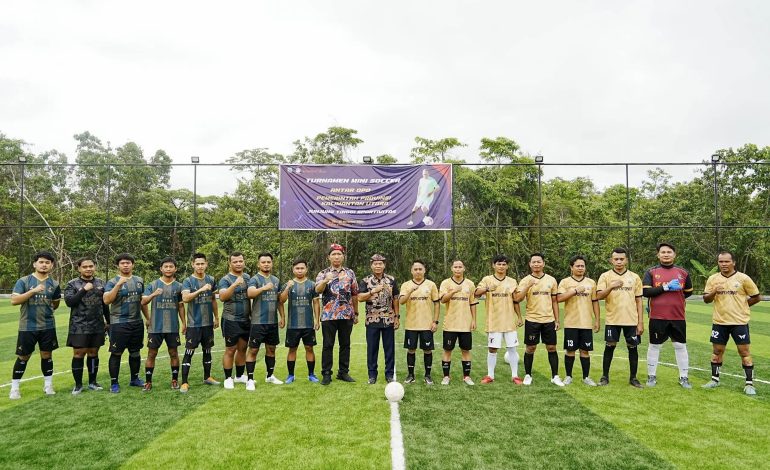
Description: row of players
xmin=7 ymin=242 xmax=762 ymax=399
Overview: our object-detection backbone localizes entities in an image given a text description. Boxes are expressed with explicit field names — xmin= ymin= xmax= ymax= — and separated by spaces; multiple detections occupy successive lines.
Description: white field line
xmin=390 ymin=401 xmax=406 ymax=470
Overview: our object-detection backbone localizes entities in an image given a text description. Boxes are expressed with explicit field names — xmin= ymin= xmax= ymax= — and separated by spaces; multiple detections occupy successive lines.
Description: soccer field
xmin=1 ymin=299 xmax=769 ymax=469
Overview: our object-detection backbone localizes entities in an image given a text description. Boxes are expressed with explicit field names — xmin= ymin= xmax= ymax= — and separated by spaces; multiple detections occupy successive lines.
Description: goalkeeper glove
xmin=665 ymin=278 xmax=682 ymax=291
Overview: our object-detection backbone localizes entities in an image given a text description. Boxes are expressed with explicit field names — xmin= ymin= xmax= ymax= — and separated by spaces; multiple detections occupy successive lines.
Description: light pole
xmin=191 ymin=156 xmax=200 ymax=254
xmin=711 ymin=154 xmax=720 ymax=253
xmin=17 ymin=155 xmax=26 ymax=278
xmin=535 ymin=155 xmax=544 ymax=251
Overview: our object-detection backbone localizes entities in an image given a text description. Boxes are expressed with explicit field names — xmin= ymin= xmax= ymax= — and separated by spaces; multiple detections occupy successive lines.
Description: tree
xmin=479 ymin=137 xmax=520 ymax=164
xmin=409 ymin=137 xmax=466 ymax=163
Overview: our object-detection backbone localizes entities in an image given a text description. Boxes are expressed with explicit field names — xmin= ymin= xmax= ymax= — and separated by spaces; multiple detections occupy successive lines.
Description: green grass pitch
xmin=1 ymin=298 xmax=769 ymax=469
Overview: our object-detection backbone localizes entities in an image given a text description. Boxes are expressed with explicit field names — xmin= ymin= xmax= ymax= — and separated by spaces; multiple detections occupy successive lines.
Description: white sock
xmin=507 ymin=347 xmax=519 ymax=377
xmin=11 ymin=379 xmax=20 ymax=390
xmin=44 ymin=376 xmax=53 ymax=386
xmin=647 ymin=343 xmax=662 ymax=377
xmin=487 ymin=352 xmax=497 ymax=378
xmin=672 ymin=342 xmax=689 ymax=378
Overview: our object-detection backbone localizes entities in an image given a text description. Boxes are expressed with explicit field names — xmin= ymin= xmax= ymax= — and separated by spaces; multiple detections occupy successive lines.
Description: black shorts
xmin=249 ymin=324 xmax=280 ymax=349
xmin=16 ymin=329 xmax=59 ymax=356
xmin=443 ymin=331 xmax=472 ymax=351
xmin=563 ymin=328 xmax=594 ymax=351
xmin=147 ymin=332 xmax=181 ymax=349
xmin=604 ymin=325 xmax=640 ymax=346
xmin=285 ymin=328 xmax=317 ymax=348
xmin=67 ymin=333 xmax=105 ymax=349
xmin=222 ymin=319 xmax=250 ymax=347
xmin=710 ymin=324 xmax=750 ymax=346
xmin=404 ymin=330 xmax=435 ymax=350
xmin=649 ymin=319 xmax=686 ymax=344
xmin=109 ymin=321 xmax=144 ymax=353
xmin=185 ymin=326 xmax=215 ymax=349
xmin=524 ymin=320 xmax=557 ymax=346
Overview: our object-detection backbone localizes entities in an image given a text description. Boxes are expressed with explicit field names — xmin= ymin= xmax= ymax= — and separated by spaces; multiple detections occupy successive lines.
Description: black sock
xmin=287 ymin=360 xmax=296 ymax=376
xmin=87 ymin=356 xmax=99 ymax=384
xmin=307 ymin=360 xmax=315 ymax=375
xmin=246 ymin=361 xmax=256 ymax=381
xmin=524 ymin=352 xmax=534 ymax=375
xmin=203 ymin=349 xmax=212 ymax=379
xmin=266 ymin=355 xmax=276 ymax=378
xmin=145 ymin=366 xmax=154 ymax=383
xmin=72 ymin=357 xmax=85 ymax=386
xmin=711 ymin=362 xmax=722 ymax=382
xmin=565 ymin=355 xmax=575 ymax=377
xmin=41 ymin=357 xmax=53 ymax=377
xmin=442 ymin=360 xmax=451 ymax=377
xmin=461 ymin=360 xmax=471 ymax=377
xmin=172 ymin=365 xmax=179 ymax=381
xmin=744 ymin=364 xmax=754 ymax=385
xmin=236 ymin=364 xmax=245 ymax=378
xmin=109 ymin=354 xmax=121 ymax=385
xmin=424 ymin=353 xmax=432 ymax=376
xmin=129 ymin=354 xmax=140 ymax=380
xmin=224 ymin=367 xmax=233 ymax=379
xmin=182 ymin=350 xmax=194 ymax=384
xmin=12 ymin=358 xmax=28 ymax=380
xmin=580 ymin=356 xmax=590 ymax=379
xmin=628 ymin=347 xmax=639 ymax=379
xmin=547 ymin=351 xmax=558 ymax=376
xmin=602 ymin=345 xmax=616 ymax=377
xmin=407 ymin=352 xmax=416 ymax=376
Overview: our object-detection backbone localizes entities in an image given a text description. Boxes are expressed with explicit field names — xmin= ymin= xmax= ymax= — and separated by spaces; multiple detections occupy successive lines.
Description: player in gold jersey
xmin=399 ymin=260 xmax=440 ymax=385
xmin=556 ymin=256 xmax=599 ymax=386
xmin=439 ymin=260 xmax=478 ymax=385
xmin=702 ymin=251 xmax=761 ymax=395
xmin=514 ymin=253 xmax=562 ymax=386
xmin=475 ymin=255 xmax=523 ymax=384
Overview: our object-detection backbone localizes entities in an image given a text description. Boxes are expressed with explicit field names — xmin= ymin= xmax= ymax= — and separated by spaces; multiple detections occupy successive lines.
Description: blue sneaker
xmin=129 ymin=378 xmax=145 ymax=387
xmin=285 ymin=375 xmax=295 ymax=384
xmin=110 ymin=383 xmax=120 ymax=394
xmin=308 ymin=374 xmax=320 ymax=383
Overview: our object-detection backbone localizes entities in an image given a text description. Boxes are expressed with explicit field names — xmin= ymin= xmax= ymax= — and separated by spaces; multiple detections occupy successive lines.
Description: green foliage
xmin=409 ymin=136 xmax=466 ymax=163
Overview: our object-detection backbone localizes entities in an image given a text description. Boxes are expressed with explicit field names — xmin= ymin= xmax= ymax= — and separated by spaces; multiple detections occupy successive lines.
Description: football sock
xmin=580 ymin=356 xmax=590 ymax=379
xmin=744 ymin=364 xmax=754 ymax=385
xmin=462 ymin=360 xmax=471 ymax=377
xmin=145 ymin=367 xmax=154 ymax=383
xmin=307 ymin=360 xmax=315 ymax=375
xmin=182 ymin=349 xmax=194 ymax=384
xmin=424 ymin=353 xmax=432 ymax=376
xmin=265 ymin=355 xmax=276 ymax=378
xmin=487 ymin=352 xmax=497 ymax=378
xmin=236 ymin=364 xmax=245 ymax=379
xmin=202 ymin=349 xmax=212 ymax=378
xmin=41 ymin=357 xmax=53 ymax=376
xmin=407 ymin=352 xmax=416 ymax=376
xmin=711 ymin=362 xmax=722 ymax=382
xmin=442 ymin=360 xmax=451 ymax=377
xmin=628 ymin=346 xmax=639 ymax=378
xmin=524 ymin=352 xmax=534 ymax=375
xmin=506 ymin=347 xmax=519 ymax=377
xmin=224 ymin=367 xmax=233 ymax=379
xmin=245 ymin=361 xmax=256 ymax=381
xmin=12 ymin=358 xmax=28 ymax=380
xmin=72 ymin=357 xmax=84 ymax=387
xmin=672 ymin=342 xmax=689 ymax=378
xmin=603 ymin=345 xmax=616 ymax=377
xmin=128 ymin=352 xmax=141 ymax=380
xmin=172 ymin=365 xmax=179 ymax=381
xmin=109 ymin=354 xmax=121 ymax=385
xmin=547 ymin=351 xmax=558 ymax=376
xmin=564 ymin=355 xmax=575 ymax=377
xmin=287 ymin=360 xmax=296 ymax=376
xmin=646 ymin=343 xmax=661 ymax=377
xmin=87 ymin=356 xmax=99 ymax=384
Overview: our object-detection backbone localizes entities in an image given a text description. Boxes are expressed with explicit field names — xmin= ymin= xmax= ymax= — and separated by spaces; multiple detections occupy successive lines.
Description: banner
xmin=279 ymin=164 xmax=452 ymax=230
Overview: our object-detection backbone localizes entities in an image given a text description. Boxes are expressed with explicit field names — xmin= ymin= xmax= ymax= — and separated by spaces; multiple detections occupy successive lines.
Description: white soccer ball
xmin=385 ymin=382 xmax=405 ymax=402
xmin=422 ymin=216 xmax=434 ymax=226
xmin=504 ymin=351 xmax=510 ymax=364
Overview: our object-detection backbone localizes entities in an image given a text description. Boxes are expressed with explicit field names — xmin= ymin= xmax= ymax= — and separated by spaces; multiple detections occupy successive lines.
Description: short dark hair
xmin=192 ymin=253 xmax=207 ymax=262
xmin=451 ymin=259 xmax=465 ymax=266
xmin=114 ymin=253 xmax=135 ymax=265
xmin=412 ymin=259 xmax=428 ymax=274
xmin=569 ymin=255 xmax=586 ymax=267
xmin=33 ymin=251 xmax=55 ymax=264
xmin=229 ymin=251 xmax=244 ymax=261
xmin=611 ymin=247 xmax=627 ymax=257
xmin=717 ymin=251 xmax=735 ymax=262
xmin=159 ymin=257 xmax=177 ymax=268
xmin=657 ymin=242 xmax=676 ymax=253
xmin=492 ymin=254 xmax=509 ymax=264
xmin=258 ymin=252 xmax=273 ymax=261
xmin=75 ymin=257 xmax=95 ymax=267
xmin=292 ymin=258 xmax=307 ymax=267
xmin=529 ymin=252 xmax=545 ymax=262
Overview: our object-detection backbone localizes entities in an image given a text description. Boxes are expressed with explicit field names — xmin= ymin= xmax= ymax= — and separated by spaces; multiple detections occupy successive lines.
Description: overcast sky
xmin=2 ymin=1 xmax=769 ymax=192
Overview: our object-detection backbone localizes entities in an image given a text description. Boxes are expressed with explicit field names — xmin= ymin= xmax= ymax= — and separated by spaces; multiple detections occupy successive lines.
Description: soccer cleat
xmin=406 ymin=220 xmax=414 ymax=226
xmin=551 ymin=376 xmax=565 ymax=387
xmin=367 ymin=377 xmax=376 ymax=385
xmin=599 ymin=376 xmax=609 ymax=386
xmin=71 ymin=385 xmax=83 ymax=396
xmin=582 ymin=377 xmax=597 ymax=387
xmin=308 ymin=374 xmax=320 ymax=383
xmin=480 ymin=376 xmax=494 ymax=384
xmin=171 ymin=379 xmax=180 ymax=390
xmin=563 ymin=376 xmax=573 ymax=385
xmin=286 ymin=375 xmax=296 ymax=384
xmin=629 ymin=378 xmax=644 ymax=389
xmin=424 ymin=375 xmax=434 ymax=385
xmin=129 ymin=378 xmax=145 ymax=387
xmin=110 ymin=383 xmax=120 ymax=394
xmin=744 ymin=384 xmax=757 ymax=396
xmin=9 ymin=389 xmax=21 ymax=400
xmin=43 ymin=384 xmax=56 ymax=396
xmin=88 ymin=382 xmax=104 ymax=391
xmin=203 ymin=377 xmax=220 ymax=385
xmin=265 ymin=375 xmax=284 ymax=385
xmin=523 ymin=374 xmax=533 ymax=386
xmin=321 ymin=375 xmax=332 ymax=386
xmin=512 ymin=376 xmax=523 ymax=385
xmin=463 ymin=376 xmax=475 ymax=386
xmin=180 ymin=383 xmax=189 ymax=393
xmin=336 ymin=373 xmax=355 ymax=383
xmin=223 ymin=378 xmax=235 ymax=390
xmin=679 ymin=377 xmax=692 ymax=389
xmin=386 ymin=376 xmax=395 ymax=383
xmin=246 ymin=379 xmax=256 ymax=391
xmin=142 ymin=382 xmax=152 ymax=392
xmin=404 ymin=375 xmax=416 ymax=384
xmin=441 ymin=376 xmax=451 ymax=385
xmin=646 ymin=375 xmax=657 ymax=387
xmin=702 ymin=380 xmax=720 ymax=389
xmin=234 ymin=375 xmax=248 ymax=384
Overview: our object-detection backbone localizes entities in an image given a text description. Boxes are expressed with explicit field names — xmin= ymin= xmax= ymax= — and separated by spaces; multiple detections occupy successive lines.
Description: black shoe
xmin=368 ymin=377 xmax=377 ymax=385
xmin=404 ymin=374 xmax=416 ymax=384
xmin=424 ymin=375 xmax=434 ymax=385
xmin=385 ymin=376 xmax=395 ymax=383
xmin=321 ymin=375 xmax=332 ymax=386
xmin=598 ymin=376 xmax=609 ymax=386
xmin=629 ymin=377 xmax=644 ymax=389
xmin=336 ymin=373 xmax=356 ymax=383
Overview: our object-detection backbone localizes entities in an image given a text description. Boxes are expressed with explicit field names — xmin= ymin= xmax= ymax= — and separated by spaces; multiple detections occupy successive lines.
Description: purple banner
xmin=279 ymin=164 xmax=452 ymax=230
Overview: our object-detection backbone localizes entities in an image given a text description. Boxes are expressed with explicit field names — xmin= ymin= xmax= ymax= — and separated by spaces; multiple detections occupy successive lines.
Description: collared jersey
xmin=704 ymin=271 xmax=760 ymax=325
xmin=105 ymin=275 xmax=144 ymax=324
xmin=13 ymin=275 xmax=61 ymax=332
xmin=218 ymin=273 xmax=251 ymax=322
xmin=182 ymin=274 xmax=217 ymax=327
xmin=315 ymin=267 xmax=359 ymax=321
xmin=400 ymin=279 xmax=440 ymax=331
xmin=249 ymin=273 xmax=281 ymax=325
xmin=643 ymin=265 xmax=692 ymax=321
xmin=144 ymin=279 xmax=183 ymax=334
xmin=558 ymin=277 xmax=597 ymax=329
xmin=479 ymin=275 xmax=518 ymax=333
xmin=596 ymin=269 xmax=642 ymax=326
xmin=439 ymin=278 xmax=477 ymax=332
xmin=516 ymin=274 xmax=558 ymax=324
xmin=64 ymin=277 xmax=108 ymax=334
xmin=286 ymin=279 xmax=318 ymax=329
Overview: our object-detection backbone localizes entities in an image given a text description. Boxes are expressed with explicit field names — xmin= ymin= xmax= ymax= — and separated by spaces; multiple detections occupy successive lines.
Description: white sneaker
xmin=462 ymin=376 xmax=475 ymax=386
xmin=246 ymin=379 xmax=256 ymax=391
xmin=523 ymin=374 xmax=533 ymax=385
xmin=551 ymin=375 xmax=565 ymax=387
xmin=441 ymin=376 xmax=450 ymax=385
xmin=582 ymin=377 xmax=597 ymax=386
xmin=563 ymin=376 xmax=573 ymax=385
xmin=223 ymin=378 xmax=235 ymax=390
xmin=9 ymin=388 xmax=21 ymax=400
xmin=234 ymin=375 xmax=248 ymax=384
xmin=43 ymin=384 xmax=56 ymax=395
xmin=265 ymin=375 xmax=284 ymax=385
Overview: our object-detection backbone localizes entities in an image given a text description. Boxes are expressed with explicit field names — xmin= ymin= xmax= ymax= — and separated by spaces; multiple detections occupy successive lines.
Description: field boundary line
xmin=390 ymin=401 xmax=406 ymax=470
